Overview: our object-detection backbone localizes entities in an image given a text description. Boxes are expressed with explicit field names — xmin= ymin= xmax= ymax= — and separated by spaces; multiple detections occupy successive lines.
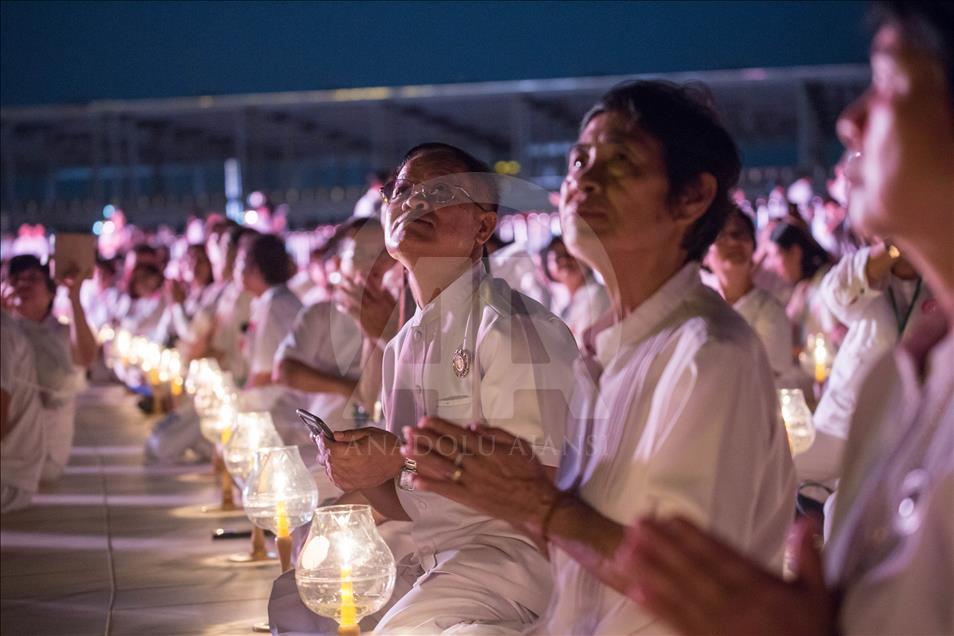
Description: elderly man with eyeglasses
xmin=313 ymin=143 xmax=580 ymax=634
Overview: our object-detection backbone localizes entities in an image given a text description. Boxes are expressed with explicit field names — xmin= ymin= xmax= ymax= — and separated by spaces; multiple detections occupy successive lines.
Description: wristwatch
xmin=398 ymin=458 xmax=418 ymax=491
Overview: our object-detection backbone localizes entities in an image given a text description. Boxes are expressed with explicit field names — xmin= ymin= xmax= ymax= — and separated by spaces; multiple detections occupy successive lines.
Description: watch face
xmin=398 ymin=468 xmax=416 ymax=492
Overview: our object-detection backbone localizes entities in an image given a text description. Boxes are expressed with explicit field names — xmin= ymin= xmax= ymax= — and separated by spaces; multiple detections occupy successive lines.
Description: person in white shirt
xmin=236 ymin=233 xmax=304 ymax=445
xmin=275 ymin=218 xmax=396 ymax=432
xmin=615 ymin=5 xmax=953 ymax=634
xmin=79 ymin=257 xmax=121 ymax=333
xmin=318 ymin=143 xmax=580 ymax=634
xmin=1 ymin=310 xmax=45 ymax=512
xmin=764 ymin=221 xmax=841 ymax=352
xmin=203 ymin=226 xmax=258 ymax=386
xmin=152 ymin=243 xmax=216 ymax=347
xmin=704 ymin=206 xmax=807 ymax=388
xmin=542 ymin=235 xmax=610 ymax=350
xmin=112 ymin=263 xmax=166 ymax=339
xmin=5 ymin=254 xmax=97 ymax=482
xmin=405 ymin=82 xmax=796 ymax=634
xmin=796 ymin=243 xmax=932 ymax=489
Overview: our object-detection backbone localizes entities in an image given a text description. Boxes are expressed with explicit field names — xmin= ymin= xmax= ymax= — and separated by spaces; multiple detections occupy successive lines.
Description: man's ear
xmin=673 ymin=173 xmax=717 ymax=228
xmin=475 ymin=210 xmax=498 ymax=247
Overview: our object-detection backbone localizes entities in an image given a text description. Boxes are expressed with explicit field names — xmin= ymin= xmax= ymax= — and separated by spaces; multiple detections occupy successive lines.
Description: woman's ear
xmin=673 ymin=173 xmax=717 ymax=228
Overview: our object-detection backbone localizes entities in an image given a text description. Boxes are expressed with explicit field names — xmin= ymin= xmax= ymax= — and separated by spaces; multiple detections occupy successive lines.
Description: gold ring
xmin=453 ymin=453 xmax=465 ymax=468
xmin=451 ymin=467 xmax=464 ymax=483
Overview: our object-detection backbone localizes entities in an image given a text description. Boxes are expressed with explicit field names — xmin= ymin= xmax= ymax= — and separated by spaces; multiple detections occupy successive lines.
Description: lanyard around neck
xmin=887 ymin=277 xmax=922 ymax=338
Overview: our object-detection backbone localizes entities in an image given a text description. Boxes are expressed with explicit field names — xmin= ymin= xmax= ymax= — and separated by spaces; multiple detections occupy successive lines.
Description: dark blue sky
xmin=1 ymin=1 xmax=870 ymax=107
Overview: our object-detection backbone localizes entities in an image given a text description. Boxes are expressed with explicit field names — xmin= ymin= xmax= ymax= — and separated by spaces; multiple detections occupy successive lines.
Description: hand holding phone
xmin=296 ymin=408 xmax=335 ymax=441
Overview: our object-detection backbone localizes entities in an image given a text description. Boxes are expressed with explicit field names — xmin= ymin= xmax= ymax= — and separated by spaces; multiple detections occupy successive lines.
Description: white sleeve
xmin=276 ymin=305 xmax=322 ymax=367
xmin=250 ymin=300 xmax=283 ymax=375
xmin=751 ymin=297 xmax=795 ymax=379
xmin=821 ymin=247 xmax=884 ymax=325
xmin=637 ymin=334 xmax=795 ymax=564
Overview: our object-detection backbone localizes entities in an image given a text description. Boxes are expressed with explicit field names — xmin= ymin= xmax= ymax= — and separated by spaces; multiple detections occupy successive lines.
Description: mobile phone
xmin=296 ymin=408 xmax=335 ymax=441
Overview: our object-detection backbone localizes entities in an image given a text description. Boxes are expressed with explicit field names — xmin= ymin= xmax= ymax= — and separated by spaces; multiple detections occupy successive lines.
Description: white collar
xmin=413 ymin=261 xmax=487 ymax=327
xmin=594 ymin=262 xmax=701 ymax=369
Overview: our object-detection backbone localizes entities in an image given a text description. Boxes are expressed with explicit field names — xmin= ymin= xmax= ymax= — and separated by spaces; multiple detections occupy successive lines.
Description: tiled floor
xmin=1 ymin=386 xmax=281 ymax=635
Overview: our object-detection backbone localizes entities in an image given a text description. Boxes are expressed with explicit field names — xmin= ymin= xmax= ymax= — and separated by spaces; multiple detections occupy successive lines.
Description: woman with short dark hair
xmin=765 ymin=221 xmax=840 ymax=353
xmin=705 ymin=207 xmax=801 ymax=385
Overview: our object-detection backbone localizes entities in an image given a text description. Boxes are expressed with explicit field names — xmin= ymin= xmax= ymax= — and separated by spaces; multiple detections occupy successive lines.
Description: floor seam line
xmin=98 ymin=448 xmax=118 ymax=636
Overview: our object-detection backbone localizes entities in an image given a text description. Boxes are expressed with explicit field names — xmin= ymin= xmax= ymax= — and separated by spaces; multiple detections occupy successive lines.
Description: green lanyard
xmin=887 ymin=277 xmax=922 ymax=339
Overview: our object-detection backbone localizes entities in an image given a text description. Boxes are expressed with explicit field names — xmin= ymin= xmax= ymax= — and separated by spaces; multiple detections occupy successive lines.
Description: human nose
xmin=836 ymin=90 xmax=868 ymax=151
xmin=565 ymin=164 xmax=603 ymax=198
xmin=402 ymin=184 xmax=430 ymax=212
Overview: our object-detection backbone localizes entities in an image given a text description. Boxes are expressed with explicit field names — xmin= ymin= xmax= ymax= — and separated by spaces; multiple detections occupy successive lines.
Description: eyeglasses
xmin=379 ymin=178 xmax=493 ymax=212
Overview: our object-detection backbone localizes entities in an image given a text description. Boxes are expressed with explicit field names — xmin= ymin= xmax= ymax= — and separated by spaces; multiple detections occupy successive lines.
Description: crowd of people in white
xmin=1 ymin=2 xmax=950 ymax=634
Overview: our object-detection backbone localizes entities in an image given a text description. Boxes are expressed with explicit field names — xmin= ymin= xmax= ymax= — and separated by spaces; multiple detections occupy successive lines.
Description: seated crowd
xmin=1 ymin=3 xmax=950 ymax=634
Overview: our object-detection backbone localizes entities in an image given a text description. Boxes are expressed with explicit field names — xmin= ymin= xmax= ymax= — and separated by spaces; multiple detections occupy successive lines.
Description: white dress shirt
xmin=797 ymin=248 xmax=934 ymax=485
xmin=551 ymin=278 xmax=612 ymax=350
xmin=732 ymin=286 xmax=800 ymax=384
xmin=247 ymin=284 xmax=303 ymax=378
xmin=539 ymin=263 xmax=797 ymax=635
xmin=375 ymin=264 xmax=580 ymax=630
xmin=276 ymin=300 xmax=363 ymax=431
xmin=1 ymin=311 xmax=44 ymax=508
xmin=113 ymin=291 xmax=166 ymax=338
xmin=242 ymin=284 xmax=303 ymax=444
xmin=210 ymin=281 xmax=252 ymax=383
xmin=825 ymin=329 xmax=952 ymax=635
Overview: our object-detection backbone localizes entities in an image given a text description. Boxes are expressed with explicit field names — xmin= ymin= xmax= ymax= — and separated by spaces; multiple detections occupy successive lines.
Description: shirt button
xmin=413 ymin=330 xmax=422 ymax=341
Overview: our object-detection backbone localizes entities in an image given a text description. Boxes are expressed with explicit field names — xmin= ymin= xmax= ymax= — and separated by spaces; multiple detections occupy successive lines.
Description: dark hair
xmin=582 ymin=80 xmax=742 ymax=262
xmin=872 ymin=2 xmax=954 ymax=96
xmin=541 ymin=236 xmax=567 ymax=282
xmin=770 ymin=222 xmax=830 ymax=281
xmin=131 ymin=243 xmax=157 ymax=257
xmin=247 ymin=234 xmax=293 ymax=286
xmin=393 ymin=142 xmax=499 ymax=213
xmin=227 ymin=225 xmax=258 ymax=251
xmin=724 ymin=206 xmax=756 ymax=246
xmin=8 ymin=254 xmax=55 ymax=294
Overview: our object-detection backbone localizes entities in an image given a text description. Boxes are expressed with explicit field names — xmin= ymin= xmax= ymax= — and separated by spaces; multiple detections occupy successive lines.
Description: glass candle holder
xmin=296 ymin=505 xmax=396 ymax=633
xmin=244 ymin=445 xmax=319 ymax=571
xmin=224 ymin=412 xmax=283 ymax=490
xmin=778 ymin=388 xmax=816 ymax=456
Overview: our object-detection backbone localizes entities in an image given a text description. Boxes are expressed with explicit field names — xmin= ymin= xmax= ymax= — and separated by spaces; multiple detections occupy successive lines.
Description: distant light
xmin=248 ymin=191 xmax=266 ymax=208
xmin=102 ymin=220 xmax=116 ymax=234
xmin=92 ymin=220 xmax=104 ymax=235
xmin=103 ymin=204 xmax=115 ymax=218
xmin=244 ymin=209 xmax=259 ymax=225
xmin=494 ymin=160 xmax=521 ymax=175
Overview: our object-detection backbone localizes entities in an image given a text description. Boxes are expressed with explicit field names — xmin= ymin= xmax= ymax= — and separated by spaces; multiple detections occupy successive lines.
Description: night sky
xmin=1 ymin=1 xmax=870 ymax=107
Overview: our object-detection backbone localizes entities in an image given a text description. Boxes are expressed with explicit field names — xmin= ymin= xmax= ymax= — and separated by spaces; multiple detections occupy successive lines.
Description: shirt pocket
xmin=435 ymin=395 xmax=477 ymax=423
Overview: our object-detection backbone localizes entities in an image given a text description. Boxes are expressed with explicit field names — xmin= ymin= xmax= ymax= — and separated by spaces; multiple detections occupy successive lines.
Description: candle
xmin=171 ymin=376 xmax=184 ymax=397
xmin=813 ymin=336 xmax=828 ymax=384
xmin=276 ymin=499 xmax=290 ymax=538
xmin=340 ymin=563 xmax=357 ymax=628
xmin=275 ymin=498 xmax=293 ymax=572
